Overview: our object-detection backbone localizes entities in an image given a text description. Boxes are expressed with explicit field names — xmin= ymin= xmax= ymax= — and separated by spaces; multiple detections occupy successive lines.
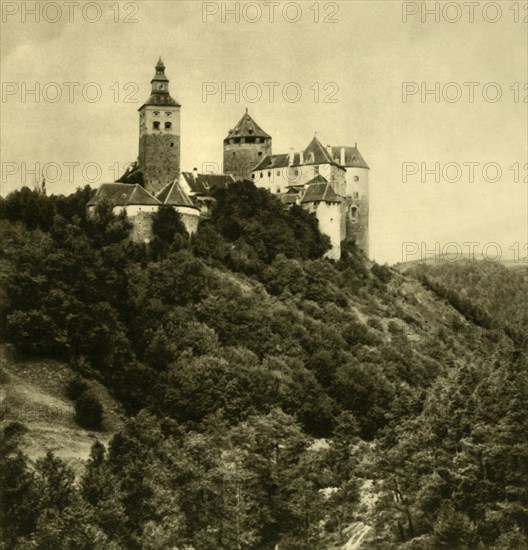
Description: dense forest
xmin=1 ymin=183 xmax=527 ymax=549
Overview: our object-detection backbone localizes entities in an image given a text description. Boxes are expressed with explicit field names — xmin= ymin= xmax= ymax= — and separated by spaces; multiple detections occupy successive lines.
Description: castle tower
xmin=138 ymin=58 xmax=181 ymax=195
xmin=331 ymin=145 xmax=370 ymax=256
xmin=223 ymin=109 xmax=272 ymax=180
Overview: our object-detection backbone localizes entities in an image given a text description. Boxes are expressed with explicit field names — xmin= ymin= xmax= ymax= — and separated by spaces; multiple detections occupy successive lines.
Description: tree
xmin=75 ymin=392 xmax=103 ymax=430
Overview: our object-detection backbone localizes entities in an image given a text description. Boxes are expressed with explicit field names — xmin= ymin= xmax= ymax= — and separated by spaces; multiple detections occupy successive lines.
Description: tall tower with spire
xmin=223 ymin=109 xmax=272 ymax=180
xmin=138 ymin=58 xmax=181 ymax=195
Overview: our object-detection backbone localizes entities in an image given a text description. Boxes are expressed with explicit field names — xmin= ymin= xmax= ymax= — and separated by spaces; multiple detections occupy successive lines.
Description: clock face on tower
xmin=158 ymin=84 xmax=164 ymax=90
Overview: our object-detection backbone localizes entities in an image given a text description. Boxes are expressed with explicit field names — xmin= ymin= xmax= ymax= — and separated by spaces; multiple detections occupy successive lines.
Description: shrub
xmin=371 ymin=263 xmax=392 ymax=283
xmin=66 ymin=377 xmax=88 ymax=400
xmin=74 ymin=391 xmax=103 ymax=430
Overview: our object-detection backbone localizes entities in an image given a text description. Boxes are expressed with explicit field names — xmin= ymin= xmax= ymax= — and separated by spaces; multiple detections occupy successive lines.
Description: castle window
xmin=354 ymin=176 xmax=359 ymax=182
xmin=248 ymin=129 xmax=253 ymax=134
xmin=258 ymin=152 xmax=262 ymax=156
xmin=153 ymin=111 xmax=159 ymax=116
xmin=260 ymin=172 xmax=263 ymax=178
xmin=268 ymin=171 xmax=271 ymax=177
xmin=165 ymin=122 xmax=172 ymax=129
xmin=170 ymin=142 xmax=174 ymax=147
xmin=353 ymin=192 xmax=359 ymax=199
xmin=153 ymin=121 xmax=160 ymax=130
xmin=252 ymin=174 xmax=255 ymax=179
xmin=234 ymin=138 xmax=241 ymax=144
xmin=165 ymin=112 xmax=172 ymax=116
xmin=246 ymin=137 xmax=256 ymax=144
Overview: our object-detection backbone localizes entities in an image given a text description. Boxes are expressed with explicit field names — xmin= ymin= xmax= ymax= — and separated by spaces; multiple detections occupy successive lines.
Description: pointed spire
xmin=139 ymin=57 xmax=181 ymax=109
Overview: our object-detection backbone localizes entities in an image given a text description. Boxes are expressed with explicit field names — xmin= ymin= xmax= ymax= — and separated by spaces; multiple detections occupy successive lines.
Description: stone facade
xmin=223 ymin=110 xmax=272 ymax=180
xmin=138 ymin=58 xmax=181 ymax=196
xmin=139 ymin=133 xmax=181 ymax=196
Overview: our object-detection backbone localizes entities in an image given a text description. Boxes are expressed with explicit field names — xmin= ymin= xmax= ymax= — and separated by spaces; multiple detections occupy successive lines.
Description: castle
xmin=88 ymin=59 xmax=370 ymax=258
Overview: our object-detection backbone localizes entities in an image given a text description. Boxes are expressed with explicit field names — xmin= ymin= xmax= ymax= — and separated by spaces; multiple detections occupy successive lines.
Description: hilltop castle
xmin=88 ymin=59 xmax=370 ymax=258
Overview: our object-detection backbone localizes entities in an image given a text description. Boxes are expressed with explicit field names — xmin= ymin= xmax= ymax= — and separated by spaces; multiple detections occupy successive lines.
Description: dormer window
xmin=248 ymin=129 xmax=253 ymax=134
xmin=153 ymin=121 xmax=160 ymax=130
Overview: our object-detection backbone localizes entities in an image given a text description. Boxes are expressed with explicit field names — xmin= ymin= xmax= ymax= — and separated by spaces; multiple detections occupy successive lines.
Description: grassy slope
xmin=0 ymin=346 xmax=124 ymax=473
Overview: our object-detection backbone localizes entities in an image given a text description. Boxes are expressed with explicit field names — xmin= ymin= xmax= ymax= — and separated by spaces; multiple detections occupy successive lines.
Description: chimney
xmin=193 ymin=167 xmax=198 ymax=180
xmin=326 ymin=145 xmax=333 ymax=160
xmin=289 ymin=148 xmax=294 ymax=166
xmin=340 ymin=147 xmax=345 ymax=166
xmin=299 ymin=151 xmax=304 ymax=164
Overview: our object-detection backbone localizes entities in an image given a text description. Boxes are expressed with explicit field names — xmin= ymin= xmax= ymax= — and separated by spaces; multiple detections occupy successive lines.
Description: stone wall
xmin=224 ymin=139 xmax=272 ymax=180
xmin=130 ymin=211 xmax=154 ymax=243
xmin=139 ymin=133 xmax=181 ymax=195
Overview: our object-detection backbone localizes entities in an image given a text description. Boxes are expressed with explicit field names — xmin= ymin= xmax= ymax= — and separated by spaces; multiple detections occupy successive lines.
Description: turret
xmin=223 ymin=109 xmax=272 ymax=180
xmin=330 ymin=145 xmax=370 ymax=256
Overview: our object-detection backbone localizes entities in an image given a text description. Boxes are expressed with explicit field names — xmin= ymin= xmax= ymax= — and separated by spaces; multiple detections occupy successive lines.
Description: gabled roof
xmin=87 ymin=183 xmax=160 ymax=207
xmin=252 ymin=138 xmax=347 ymax=172
xmin=303 ymin=136 xmax=343 ymax=168
xmin=156 ymin=180 xmax=198 ymax=209
xmin=253 ymin=154 xmax=288 ymax=172
xmin=181 ymin=172 xmax=234 ymax=195
xmin=330 ymin=146 xmax=370 ymax=169
xmin=304 ymin=174 xmax=329 ymax=185
xmin=225 ymin=110 xmax=270 ymax=141
xmin=301 ymin=182 xmax=343 ymax=204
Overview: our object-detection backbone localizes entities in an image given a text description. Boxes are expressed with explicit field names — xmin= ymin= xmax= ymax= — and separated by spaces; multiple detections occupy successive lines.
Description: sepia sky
xmin=1 ymin=0 xmax=527 ymax=264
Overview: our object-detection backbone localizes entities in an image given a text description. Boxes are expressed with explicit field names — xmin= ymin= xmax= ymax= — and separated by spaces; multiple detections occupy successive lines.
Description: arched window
xmin=153 ymin=121 xmax=160 ymax=130
xmin=165 ymin=122 xmax=172 ymax=129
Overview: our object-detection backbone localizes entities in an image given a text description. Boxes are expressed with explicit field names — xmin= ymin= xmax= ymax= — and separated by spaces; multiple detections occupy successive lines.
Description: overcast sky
xmin=1 ymin=0 xmax=526 ymax=263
